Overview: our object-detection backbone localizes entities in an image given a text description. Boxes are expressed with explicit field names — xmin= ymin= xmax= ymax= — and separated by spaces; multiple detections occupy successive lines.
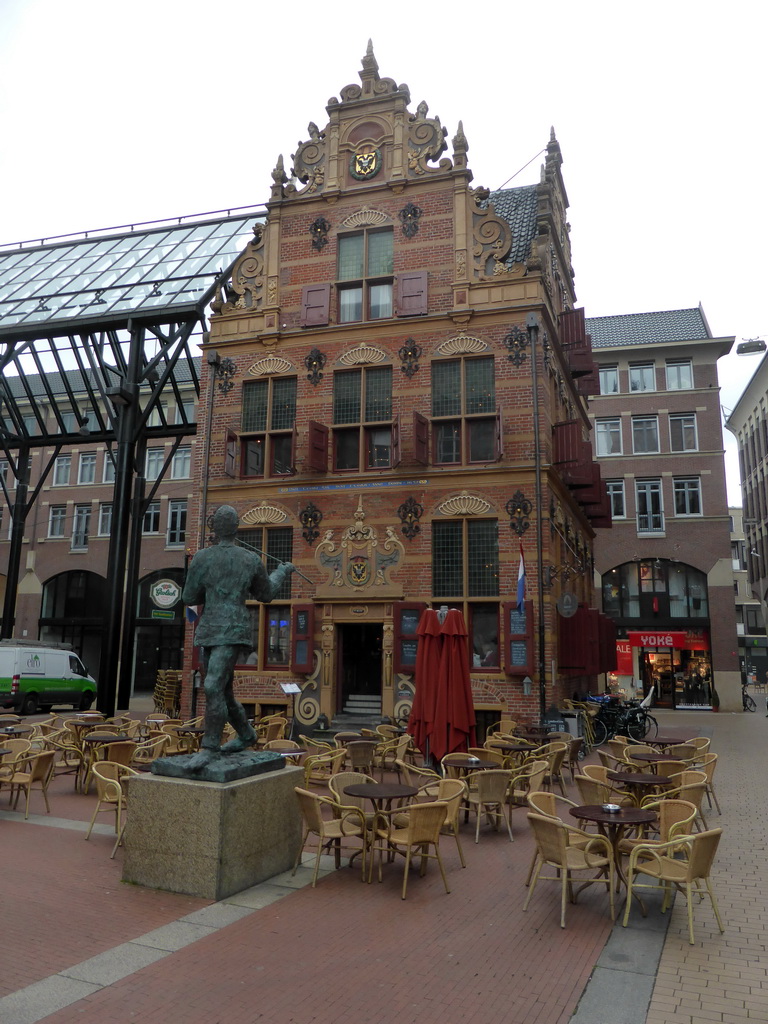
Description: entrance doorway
xmin=337 ymin=622 xmax=383 ymax=714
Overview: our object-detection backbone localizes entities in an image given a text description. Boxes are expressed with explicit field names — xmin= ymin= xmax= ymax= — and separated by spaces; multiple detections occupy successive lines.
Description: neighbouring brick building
xmin=189 ymin=46 xmax=615 ymax=731
xmin=587 ymin=307 xmax=741 ymax=712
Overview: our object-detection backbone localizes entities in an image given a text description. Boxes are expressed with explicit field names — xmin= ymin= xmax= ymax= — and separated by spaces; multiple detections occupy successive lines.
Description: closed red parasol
xmin=432 ymin=608 xmax=476 ymax=761
xmin=407 ymin=608 xmax=443 ymax=761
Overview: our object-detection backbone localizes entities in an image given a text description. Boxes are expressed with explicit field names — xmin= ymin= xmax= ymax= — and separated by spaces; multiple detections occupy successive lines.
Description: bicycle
xmin=586 ymin=695 xmax=658 ymax=744
xmin=742 ymin=684 xmax=757 ymax=712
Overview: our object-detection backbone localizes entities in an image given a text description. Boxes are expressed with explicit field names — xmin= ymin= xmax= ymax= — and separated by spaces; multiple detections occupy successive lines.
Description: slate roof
xmin=586 ymin=307 xmax=711 ymax=348
xmin=1 ymin=359 xmax=199 ymax=400
xmin=487 ymin=185 xmax=539 ymax=266
xmin=0 ymin=211 xmax=263 ymax=336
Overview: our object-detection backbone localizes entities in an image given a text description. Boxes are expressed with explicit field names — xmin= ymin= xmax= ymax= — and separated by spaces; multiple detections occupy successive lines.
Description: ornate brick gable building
xmin=192 ymin=46 xmax=611 ymax=729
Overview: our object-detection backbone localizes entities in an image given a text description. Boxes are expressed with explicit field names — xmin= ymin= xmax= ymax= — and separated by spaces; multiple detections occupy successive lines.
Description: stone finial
xmin=271 ymin=154 xmax=288 ymax=186
xmin=360 ymin=39 xmax=379 ymax=82
xmin=452 ymin=120 xmax=469 ymax=168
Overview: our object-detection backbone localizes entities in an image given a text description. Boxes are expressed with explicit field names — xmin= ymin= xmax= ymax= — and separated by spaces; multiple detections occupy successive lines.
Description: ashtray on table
xmin=601 ymin=803 xmax=621 ymax=813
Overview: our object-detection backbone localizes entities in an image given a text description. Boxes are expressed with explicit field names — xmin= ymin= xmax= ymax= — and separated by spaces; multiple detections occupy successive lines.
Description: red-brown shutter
xmin=395 ymin=271 xmax=427 ymax=317
xmin=494 ymin=406 xmax=504 ymax=460
xmin=413 ymin=410 xmax=429 ymax=464
xmin=391 ymin=413 xmax=401 ymax=468
xmin=307 ymin=421 xmax=328 ymax=472
xmin=290 ymin=604 xmax=315 ymax=674
xmin=224 ymin=430 xmax=237 ymax=478
xmin=503 ymin=600 xmax=534 ymax=676
xmin=300 ymin=284 xmax=330 ymax=327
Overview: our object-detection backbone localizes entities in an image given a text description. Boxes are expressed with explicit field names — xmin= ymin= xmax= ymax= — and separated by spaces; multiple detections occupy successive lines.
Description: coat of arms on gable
xmin=315 ymin=497 xmax=405 ymax=599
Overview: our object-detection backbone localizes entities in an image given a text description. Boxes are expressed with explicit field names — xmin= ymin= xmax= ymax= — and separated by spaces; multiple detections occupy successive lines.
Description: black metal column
xmin=1 ymin=445 xmax=29 ymax=638
xmin=116 ymin=446 xmax=146 ymax=710
xmin=98 ymin=331 xmax=141 ymax=715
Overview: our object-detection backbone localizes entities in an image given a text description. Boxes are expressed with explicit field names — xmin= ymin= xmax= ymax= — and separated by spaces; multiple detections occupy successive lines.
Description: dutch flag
xmin=516 ymin=543 xmax=526 ymax=612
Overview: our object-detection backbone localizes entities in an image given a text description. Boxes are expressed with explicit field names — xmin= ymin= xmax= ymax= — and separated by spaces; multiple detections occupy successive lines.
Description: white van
xmin=0 ymin=641 xmax=97 ymax=715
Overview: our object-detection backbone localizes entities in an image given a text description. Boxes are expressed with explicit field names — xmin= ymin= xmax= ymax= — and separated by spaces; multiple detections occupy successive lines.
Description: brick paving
xmin=1 ymin=704 xmax=764 ymax=1023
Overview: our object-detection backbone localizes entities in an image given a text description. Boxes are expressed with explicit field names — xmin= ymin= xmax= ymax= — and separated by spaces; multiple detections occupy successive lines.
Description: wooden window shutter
xmin=503 ymin=600 xmax=534 ymax=676
xmin=307 ymin=421 xmax=328 ymax=472
xmin=494 ymin=406 xmax=504 ymax=460
xmin=413 ymin=410 xmax=429 ymax=464
xmin=395 ymin=271 xmax=427 ymax=317
xmin=224 ymin=430 xmax=237 ymax=478
xmin=290 ymin=604 xmax=315 ymax=674
xmin=391 ymin=413 xmax=401 ymax=468
xmin=300 ymin=284 xmax=330 ymax=327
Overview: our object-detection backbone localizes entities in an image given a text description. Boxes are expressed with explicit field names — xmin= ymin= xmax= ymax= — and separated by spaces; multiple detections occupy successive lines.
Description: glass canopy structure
xmin=0 ymin=207 xmax=264 ymax=712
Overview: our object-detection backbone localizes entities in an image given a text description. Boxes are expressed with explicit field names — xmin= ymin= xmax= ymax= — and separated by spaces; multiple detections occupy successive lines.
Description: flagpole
xmin=527 ymin=312 xmax=548 ymax=724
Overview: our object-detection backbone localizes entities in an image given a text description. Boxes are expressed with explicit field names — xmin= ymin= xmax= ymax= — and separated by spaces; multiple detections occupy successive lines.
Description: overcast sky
xmin=1 ymin=0 xmax=764 ymax=503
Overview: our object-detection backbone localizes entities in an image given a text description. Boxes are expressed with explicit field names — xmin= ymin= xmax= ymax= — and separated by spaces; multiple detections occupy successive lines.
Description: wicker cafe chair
xmin=465 ymin=769 xmax=515 ymax=844
xmin=507 ymin=759 xmax=548 ymax=821
xmin=524 ymin=812 xmax=615 ymax=929
xmin=85 ymin=761 xmax=139 ymax=858
xmin=7 ymin=750 xmax=56 ymax=820
xmin=617 ymin=798 xmax=697 ymax=856
xmin=579 ymin=764 xmax=634 ymax=806
xmin=695 ymin=753 xmax=721 ymax=814
xmin=303 ymin=748 xmax=347 ymax=787
xmin=300 ymin=736 xmax=334 ymax=756
xmin=395 ymin=759 xmax=441 ymax=792
xmin=370 ymin=799 xmax=452 ymax=898
xmin=622 ymin=828 xmax=725 ymax=945
xmin=525 ymin=790 xmax=586 ymax=886
xmin=564 ymin=738 xmax=584 ymax=782
xmin=292 ymin=787 xmax=367 ymax=887
xmin=131 ymin=735 xmax=171 ymax=768
xmin=346 ymin=740 xmax=379 ymax=776
xmin=643 ymin=771 xmax=709 ymax=830
xmin=328 ymin=771 xmax=378 ymax=829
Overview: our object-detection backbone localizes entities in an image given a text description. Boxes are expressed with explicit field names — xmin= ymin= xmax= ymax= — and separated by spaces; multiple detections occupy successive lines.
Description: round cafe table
xmin=0 ymin=725 xmax=32 ymax=738
xmin=570 ymin=803 xmax=657 ymax=901
xmin=628 ymin=751 xmax=683 ymax=772
xmin=642 ymin=736 xmax=690 ymax=749
xmin=607 ymin=770 xmax=669 ymax=805
xmin=343 ymin=782 xmax=418 ymax=814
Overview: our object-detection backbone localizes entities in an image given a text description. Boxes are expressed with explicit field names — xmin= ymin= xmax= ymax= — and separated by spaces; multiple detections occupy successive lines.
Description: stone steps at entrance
xmin=342 ymin=693 xmax=382 ymax=716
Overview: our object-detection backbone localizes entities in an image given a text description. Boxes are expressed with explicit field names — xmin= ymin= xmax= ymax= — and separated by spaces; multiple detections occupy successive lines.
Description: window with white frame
xmin=102 ymin=454 xmax=116 ymax=483
xmin=636 ymin=479 xmax=664 ymax=532
xmin=171 ymin=447 xmax=191 ymax=480
xmin=632 ymin=416 xmax=659 ymax=454
xmin=53 ymin=455 xmax=71 ymax=486
xmin=598 ymin=365 xmax=619 ymax=395
xmin=145 ymin=448 xmax=165 ymax=481
xmin=174 ymin=400 xmax=196 ymax=424
xmin=669 ymin=413 xmax=698 ymax=452
xmin=48 ymin=505 xmax=67 ymax=538
xmin=167 ymin=500 xmax=187 ymax=546
xmin=146 ymin=401 xmax=168 ymax=428
xmin=0 ymin=460 xmax=8 ymax=484
xmin=595 ymin=418 xmax=622 ymax=456
xmin=674 ymin=477 xmax=702 ymax=516
xmin=143 ymin=501 xmax=160 ymax=533
xmin=78 ymin=453 xmax=97 ymax=484
xmin=605 ymin=480 xmax=626 ymax=518
xmin=666 ymin=359 xmax=693 ymax=390
xmin=629 ymin=363 xmax=655 ymax=392
xmin=71 ymin=505 xmax=91 ymax=549
xmin=337 ymin=229 xmax=393 ymax=323
xmin=98 ymin=503 xmax=112 ymax=535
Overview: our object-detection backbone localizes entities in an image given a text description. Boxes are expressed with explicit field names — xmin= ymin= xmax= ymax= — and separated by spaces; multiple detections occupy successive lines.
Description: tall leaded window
xmin=332 ymin=366 xmax=394 ymax=471
xmin=432 ymin=519 xmax=500 ymax=669
xmin=432 ymin=357 xmax=497 ymax=464
xmin=239 ymin=526 xmax=293 ymax=669
xmin=337 ymin=229 xmax=393 ymax=322
xmin=241 ymin=377 xmax=296 ymax=477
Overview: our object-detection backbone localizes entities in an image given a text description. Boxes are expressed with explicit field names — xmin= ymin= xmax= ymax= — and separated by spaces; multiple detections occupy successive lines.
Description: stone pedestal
xmin=122 ymin=766 xmax=303 ymax=900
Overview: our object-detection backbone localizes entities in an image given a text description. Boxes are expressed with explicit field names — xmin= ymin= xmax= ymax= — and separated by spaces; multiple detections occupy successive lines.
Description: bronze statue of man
xmin=182 ymin=505 xmax=294 ymax=770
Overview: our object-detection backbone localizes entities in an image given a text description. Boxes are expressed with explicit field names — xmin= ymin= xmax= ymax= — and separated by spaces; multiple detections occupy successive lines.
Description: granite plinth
xmin=151 ymin=749 xmax=284 ymax=783
xmin=123 ymin=766 xmax=303 ymax=900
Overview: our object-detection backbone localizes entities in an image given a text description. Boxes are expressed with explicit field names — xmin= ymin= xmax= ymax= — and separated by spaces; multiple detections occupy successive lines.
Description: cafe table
xmin=344 ymin=782 xmax=420 ymax=880
xmin=442 ymin=754 xmax=500 ymax=776
xmin=628 ymin=751 xmax=683 ymax=772
xmin=570 ymin=803 xmax=656 ymax=900
xmin=0 ymin=725 xmax=32 ymax=738
xmin=607 ymin=770 xmax=669 ymax=806
xmin=642 ymin=736 xmax=690 ymax=749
